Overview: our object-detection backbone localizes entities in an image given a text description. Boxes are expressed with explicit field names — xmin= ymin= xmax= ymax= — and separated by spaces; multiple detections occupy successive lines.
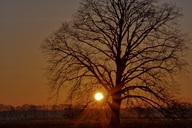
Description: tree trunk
xmin=109 ymin=93 xmax=122 ymax=128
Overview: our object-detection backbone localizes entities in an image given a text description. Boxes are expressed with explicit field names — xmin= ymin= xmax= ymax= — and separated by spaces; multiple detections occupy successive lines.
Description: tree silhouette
xmin=41 ymin=0 xmax=188 ymax=127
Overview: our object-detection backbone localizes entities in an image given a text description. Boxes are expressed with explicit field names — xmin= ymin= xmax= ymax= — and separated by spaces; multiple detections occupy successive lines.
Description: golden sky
xmin=0 ymin=0 xmax=192 ymax=106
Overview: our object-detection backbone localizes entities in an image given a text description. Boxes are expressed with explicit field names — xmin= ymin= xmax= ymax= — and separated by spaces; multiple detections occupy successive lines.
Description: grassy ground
xmin=0 ymin=119 xmax=192 ymax=128
xmin=121 ymin=119 xmax=192 ymax=128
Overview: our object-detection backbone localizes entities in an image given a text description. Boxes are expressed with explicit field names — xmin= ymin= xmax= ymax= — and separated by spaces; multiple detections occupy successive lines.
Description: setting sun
xmin=94 ymin=92 xmax=104 ymax=101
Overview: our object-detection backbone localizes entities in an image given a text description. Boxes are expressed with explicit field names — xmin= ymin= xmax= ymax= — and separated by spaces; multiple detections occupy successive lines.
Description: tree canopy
xmin=42 ymin=0 xmax=188 ymax=127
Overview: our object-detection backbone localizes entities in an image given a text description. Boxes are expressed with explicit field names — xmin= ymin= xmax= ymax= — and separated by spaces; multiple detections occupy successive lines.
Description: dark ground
xmin=0 ymin=119 xmax=192 ymax=128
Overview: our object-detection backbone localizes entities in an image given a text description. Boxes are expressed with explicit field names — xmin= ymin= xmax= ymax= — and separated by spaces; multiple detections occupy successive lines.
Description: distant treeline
xmin=0 ymin=101 xmax=192 ymax=121
xmin=0 ymin=104 xmax=80 ymax=121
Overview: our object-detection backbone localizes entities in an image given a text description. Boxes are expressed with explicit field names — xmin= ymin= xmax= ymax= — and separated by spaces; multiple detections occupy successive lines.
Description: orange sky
xmin=0 ymin=0 xmax=192 ymax=106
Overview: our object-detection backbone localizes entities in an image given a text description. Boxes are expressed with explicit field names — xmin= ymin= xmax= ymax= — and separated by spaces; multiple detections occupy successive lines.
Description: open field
xmin=121 ymin=119 xmax=192 ymax=128
xmin=0 ymin=119 xmax=192 ymax=128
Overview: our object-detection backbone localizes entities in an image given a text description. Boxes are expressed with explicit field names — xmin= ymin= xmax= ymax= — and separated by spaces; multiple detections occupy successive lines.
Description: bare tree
xmin=41 ymin=0 xmax=188 ymax=127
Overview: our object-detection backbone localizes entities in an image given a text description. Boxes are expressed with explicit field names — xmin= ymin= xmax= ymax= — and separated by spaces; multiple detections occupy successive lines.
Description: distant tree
xmin=0 ymin=104 xmax=7 ymax=121
xmin=167 ymin=100 xmax=192 ymax=118
xmin=22 ymin=104 xmax=30 ymax=120
xmin=41 ymin=0 xmax=188 ymax=127
xmin=6 ymin=105 xmax=15 ymax=120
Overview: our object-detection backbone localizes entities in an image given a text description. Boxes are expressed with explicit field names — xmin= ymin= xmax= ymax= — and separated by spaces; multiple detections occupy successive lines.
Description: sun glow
xmin=94 ymin=92 xmax=104 ymax=101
